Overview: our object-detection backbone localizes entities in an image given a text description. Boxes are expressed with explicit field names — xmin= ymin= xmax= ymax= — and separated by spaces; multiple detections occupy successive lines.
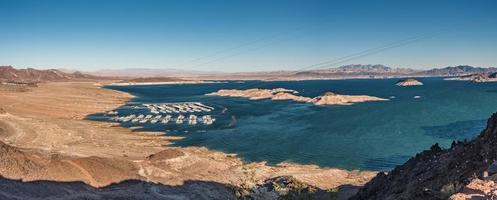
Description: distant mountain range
xmin=89 ymin=68 xmax=220 ymax=78
xmin=417 ymin=65 xmax=497 ymax=76
xmin=3 ymin=64 xmax=497 ymax=82
xmin=197 ymin=64 xmax=497 ymax=80
xmin=290 ymin=64 xmax=420 ymax=79
xmin=0 ymin=66 xmax=111 ymax=83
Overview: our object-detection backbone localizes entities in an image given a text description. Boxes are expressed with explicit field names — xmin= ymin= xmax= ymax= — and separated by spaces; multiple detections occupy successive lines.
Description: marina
xmin=145 ymin=102 xmax=214 ymax=114
xmin=105 ymin=102 xmax=216 ymax=126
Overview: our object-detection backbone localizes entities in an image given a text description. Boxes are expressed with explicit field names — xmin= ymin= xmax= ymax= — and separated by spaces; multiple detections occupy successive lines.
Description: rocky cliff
xmin=351 ymin=112 xmax=497 ymax=200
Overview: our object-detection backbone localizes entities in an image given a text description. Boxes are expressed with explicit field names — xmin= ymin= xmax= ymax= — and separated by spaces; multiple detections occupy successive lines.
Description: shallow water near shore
xmin=89 ymin=78 xmax=497 ymax=171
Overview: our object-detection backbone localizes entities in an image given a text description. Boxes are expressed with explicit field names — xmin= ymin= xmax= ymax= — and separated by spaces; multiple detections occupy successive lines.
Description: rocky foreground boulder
xmin=234 ymin=176 xmax=338 ymax=200
xmin=351 ymin=112 xmax=497 ymax=200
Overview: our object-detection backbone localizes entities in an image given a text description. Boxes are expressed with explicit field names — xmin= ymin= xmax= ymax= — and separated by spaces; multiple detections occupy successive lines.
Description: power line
xmin=170 ymin=27 xmax=305 ymax=69
xmin=233 ymin=26 xmax=451 ymax=90
xmin=186 ymin=31 xmax=306 ymax=69
xmin=293 ymin=28 xmax=447 ymax=73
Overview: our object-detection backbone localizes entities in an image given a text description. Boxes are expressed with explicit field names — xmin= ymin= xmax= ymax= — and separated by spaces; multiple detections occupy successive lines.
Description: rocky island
xmin=208 ymin=88 xmax=387 ymax=105
xmin=395 ymin=78 xmax=423 ymax=86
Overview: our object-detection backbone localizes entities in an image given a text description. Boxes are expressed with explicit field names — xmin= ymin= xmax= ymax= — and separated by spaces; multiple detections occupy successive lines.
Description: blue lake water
xmin=89 ymin=78 xmax=497 ymax=171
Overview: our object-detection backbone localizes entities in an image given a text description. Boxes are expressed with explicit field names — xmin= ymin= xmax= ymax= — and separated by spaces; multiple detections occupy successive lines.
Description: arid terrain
xmin=4 ymin=66 xmax=497 ymax=199
xmin=0 ymin=81 xmax=375 ymax=199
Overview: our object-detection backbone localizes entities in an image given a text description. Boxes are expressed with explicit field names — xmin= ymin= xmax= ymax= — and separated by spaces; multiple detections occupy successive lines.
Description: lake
xmin=89 ymin=78 xmax=497 ymax=171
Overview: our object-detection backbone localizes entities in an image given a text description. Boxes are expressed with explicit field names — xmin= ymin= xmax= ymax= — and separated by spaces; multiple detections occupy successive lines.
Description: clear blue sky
xmin=1 ymin=0 xmax=496 ymax=72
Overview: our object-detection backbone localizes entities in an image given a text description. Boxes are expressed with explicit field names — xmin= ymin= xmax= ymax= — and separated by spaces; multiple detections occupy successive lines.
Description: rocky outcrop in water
xmin=351 ymin=112 xmax=497 ymax=200
xmin=311 ymin=92 xmax=386 ymax=105
xmin=208 ymin=88 xmax=387 ymax=106
xmin=395 ymin=79 xmax=423 ymax=86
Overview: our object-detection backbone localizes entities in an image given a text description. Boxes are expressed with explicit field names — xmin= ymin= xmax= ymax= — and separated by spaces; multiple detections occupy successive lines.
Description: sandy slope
xmin=0 ymin=82 xmax=375 ymax=194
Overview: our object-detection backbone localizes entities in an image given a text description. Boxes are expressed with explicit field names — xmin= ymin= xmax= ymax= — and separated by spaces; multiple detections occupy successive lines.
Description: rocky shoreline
xmin=0 ymin=82 xmax=375 ymax=199
xmin=445 ymin=72 xmax=497 ymax=82
xmin=2 ymin=76 xmax=497 ymax=199
xmin=350 ymin=112 xmax=497 ymax=200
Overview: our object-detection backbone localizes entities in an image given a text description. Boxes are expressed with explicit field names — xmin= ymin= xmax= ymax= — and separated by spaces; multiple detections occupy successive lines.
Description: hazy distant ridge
xmin=0 ymin=66 xmax=109 ymax=82
xmin=3 ymin=64 xmax=497 ymax=82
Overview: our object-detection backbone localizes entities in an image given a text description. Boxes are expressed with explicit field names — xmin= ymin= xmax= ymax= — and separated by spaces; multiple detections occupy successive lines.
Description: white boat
xmin=139 ymin=119 xmax=148 ymax=123
xmin=188 ymin=115 xmax=198 ymax=125
xmin=414 ymin=96 xmax=421 ymax=99
xmin=154 ymin=115 xmax=162 ymax=119
xmin=176 ymin=118 xmax=184 ymax=124
xmin=145 ymin=115 xmax=153 ymax=119
xmin=131 ymin=118 xmax=140 ymax=123
xmin=195 ymin=103 xmax=214 ymax=110
xmin=137 ymin=114 xmax=145 ymax=119
xmin=107 ymin=110 xmax=119 ymax=115
xmin=176 ymin=115 xmax=185 ymax=124
xmin=150 ymin=119 xmax=158 ymax=124
xmin=161 ymin=119 xmax=169 ymax=124
xmin=202 ymin=115 xmax=214 ymax=125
